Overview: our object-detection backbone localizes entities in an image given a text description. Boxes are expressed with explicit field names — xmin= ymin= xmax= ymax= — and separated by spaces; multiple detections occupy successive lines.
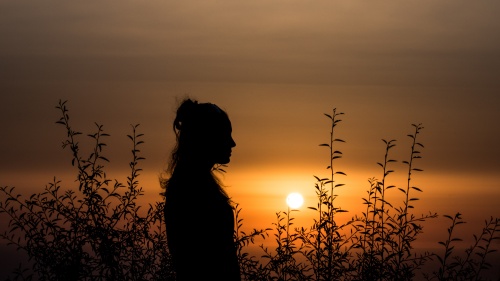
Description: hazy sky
xmin=1 ymin=0 xmax=500 ymax=277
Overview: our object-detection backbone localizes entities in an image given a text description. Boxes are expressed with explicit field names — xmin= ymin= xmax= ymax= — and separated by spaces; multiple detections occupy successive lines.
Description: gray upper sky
xmin=1 ymin=0 xmax=499 ymax=85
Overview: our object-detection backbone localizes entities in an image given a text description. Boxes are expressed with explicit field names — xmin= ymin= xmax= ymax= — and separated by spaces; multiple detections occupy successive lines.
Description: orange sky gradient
xmin=1 ymin=0 xmax=500 ymax=278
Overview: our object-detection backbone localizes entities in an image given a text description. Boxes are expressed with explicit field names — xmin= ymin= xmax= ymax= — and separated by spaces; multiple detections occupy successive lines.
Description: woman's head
xmin=170 ymin=99 xmax=236 ymax=170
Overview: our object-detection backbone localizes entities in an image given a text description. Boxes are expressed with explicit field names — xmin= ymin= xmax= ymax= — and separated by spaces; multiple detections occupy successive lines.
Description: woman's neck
xmin=176 ymin=159 xmax=214 ymax=175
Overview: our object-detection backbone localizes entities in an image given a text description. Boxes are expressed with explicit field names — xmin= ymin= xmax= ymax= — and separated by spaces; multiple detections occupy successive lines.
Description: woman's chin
xmin=216 ymin=157 xmax=231 ymax=165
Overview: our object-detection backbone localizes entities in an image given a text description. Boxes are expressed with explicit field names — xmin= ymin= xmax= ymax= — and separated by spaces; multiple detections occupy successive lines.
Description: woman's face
xmin=211 ymin=119 xmax=236 ymax=165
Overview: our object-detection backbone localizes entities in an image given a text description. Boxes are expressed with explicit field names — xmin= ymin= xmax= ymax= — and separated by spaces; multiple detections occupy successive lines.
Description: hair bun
xmin=174 ymin=99 xmax=198 ymax=131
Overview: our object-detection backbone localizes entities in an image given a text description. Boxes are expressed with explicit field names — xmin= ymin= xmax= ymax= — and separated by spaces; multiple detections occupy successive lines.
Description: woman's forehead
xmin=217 ymin=117 xmax=232 ymax=131
xmin=199 ymin=114 xmax=231 ymax=131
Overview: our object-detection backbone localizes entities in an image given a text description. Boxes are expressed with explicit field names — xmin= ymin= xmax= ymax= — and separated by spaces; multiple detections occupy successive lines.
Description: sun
xmin=286 ymin=192 xmax=304 ymax=209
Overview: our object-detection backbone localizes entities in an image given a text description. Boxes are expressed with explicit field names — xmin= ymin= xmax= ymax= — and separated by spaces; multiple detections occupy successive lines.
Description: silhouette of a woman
xmin=163 ymin=99 xmax=240 ymax=281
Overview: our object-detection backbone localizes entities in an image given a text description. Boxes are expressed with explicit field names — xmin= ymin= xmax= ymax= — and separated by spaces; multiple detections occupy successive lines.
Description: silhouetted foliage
xmin=0 ymin=100 xmax=175 ymax=281
xmin=1 ymin=101 xmax=499 ymax=281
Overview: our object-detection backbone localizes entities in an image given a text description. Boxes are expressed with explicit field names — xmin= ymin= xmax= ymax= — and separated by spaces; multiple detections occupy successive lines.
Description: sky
xmin=1 ymin=0 xmax=500 ymax=278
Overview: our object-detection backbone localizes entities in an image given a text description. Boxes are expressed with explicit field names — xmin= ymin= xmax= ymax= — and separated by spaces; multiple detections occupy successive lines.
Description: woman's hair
xmin=161 ymin=98 xmax=231 ymax=199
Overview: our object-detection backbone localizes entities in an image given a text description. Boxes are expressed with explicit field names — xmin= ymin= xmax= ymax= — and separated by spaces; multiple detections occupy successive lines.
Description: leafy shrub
xmin=1 ymin=102 xmax=498 ymax=281
xmin=0 ymin=100 xmax=174 ymax=281
xmin=234 ymin=108 xmax=499 ymax=281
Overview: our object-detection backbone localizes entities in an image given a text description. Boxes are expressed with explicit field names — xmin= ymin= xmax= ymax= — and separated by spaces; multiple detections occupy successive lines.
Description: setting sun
xmin=286 ymin=192 xmax=304 ymax=210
